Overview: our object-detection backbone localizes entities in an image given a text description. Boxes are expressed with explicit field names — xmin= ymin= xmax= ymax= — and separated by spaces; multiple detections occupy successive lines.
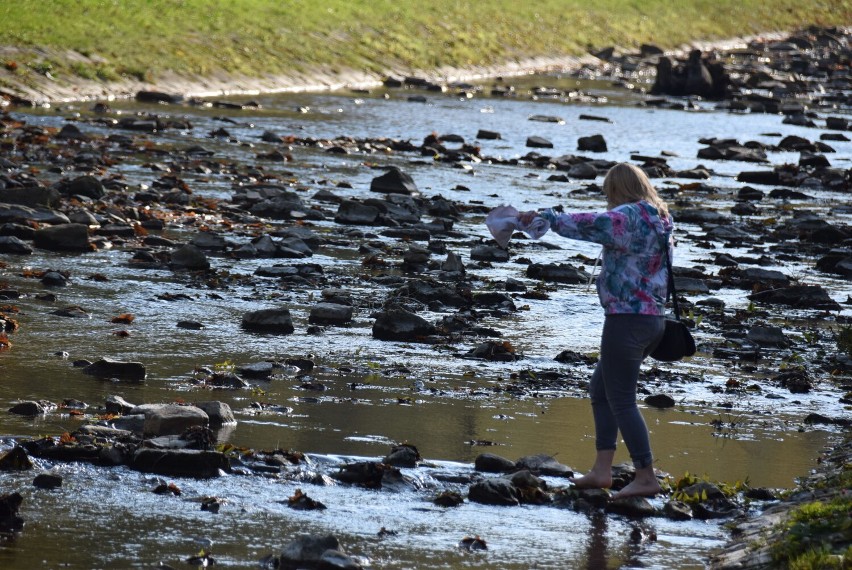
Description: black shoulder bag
xmin=650 ymin=232 xmax=696 ymax=362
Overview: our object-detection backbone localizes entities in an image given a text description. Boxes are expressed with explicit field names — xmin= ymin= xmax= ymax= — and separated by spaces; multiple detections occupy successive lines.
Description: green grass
xmin=771 ymin=496 xmax=852 ymax=569
xmin=0 ymin=0 xmax=850 ymax=85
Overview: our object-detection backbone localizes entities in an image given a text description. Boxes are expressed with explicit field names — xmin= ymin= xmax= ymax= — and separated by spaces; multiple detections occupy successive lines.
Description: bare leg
xmin=610 ymin=465 xmax=662 ymax=499
xmin=569 ymin=449 xmax=614 ymax=490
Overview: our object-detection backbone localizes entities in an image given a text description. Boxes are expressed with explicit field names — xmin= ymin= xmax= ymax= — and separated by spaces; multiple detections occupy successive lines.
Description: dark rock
xmin=105 ymin=394 xmax=136 ymax=414
xmin=526 ymin=136 xmax=554 ymax=149
xmin=468 ymin=477 xmax=520 ymax=506
xmin=372 ymin=307 xmax=436 ymax=341
xmin=747 ymin=325 xmax=790 ymax=347
xmin=242 ymin=308 xmax=295 ymax=334
xmin=578 ymin=134 xmax=607 ymax=152
xmin=135 ymin=90 xmax=184 ymax=104
xmin=9 ymin=400 xmax=55 ymax=416
xmin=83 ymin=358 xmax=146 ymax=381
xmin=170 ymin=244 xmax=210 ymax=270
xmin=470 ymin=244 xmax=509 ymax=262
xmin=515 ymin=454 xmax=572 ymax=477
xmin=370 ymin=167 xmax=418 ymax=195
xmin=0 ymin=446 xmax=34 ymax=470
xmin=33 ymin=473 xmax=62 ymax=489
xmin=748 ymin=285 xmax=841 ymax=311
xmin=0 ymin=235 xmax=32 ymax=254
xmin=474 ymin=453 xmax=516 ymax=473
xmin=131 ymin=448 xmax=229 ymax=478
xmin=527 ymin=263 xmax=590 ymax=283
xmin=663 ymin=500 xmax=693 ymax=520
xmin=645 ymin=394 xmax=676 ymax=408
xmin=605 ymin=495 xmax=656 ymax=517
xmin=309 ymin=303 xmax=353 ymax=326
xmin=279 ymin=534 xmax=343 ymax=567
xmin=383 ymin=443 xmax=421 ymax=468
xmin=476 ymin=129 xmax=501 ymax=140
xmin=33 ymin=224 xmax=90 ymax=251
xmin=58 ymin=175 xmax=105 ymax=199
xmin=335 ymin=200 xmax=380 ymax=225
xmin=567 ymin=162 xmax=599 ymax=179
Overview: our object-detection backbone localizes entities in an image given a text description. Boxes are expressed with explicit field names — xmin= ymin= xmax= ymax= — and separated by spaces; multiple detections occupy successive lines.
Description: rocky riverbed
xmin=0 ymin=26 xmax=850 ymax=569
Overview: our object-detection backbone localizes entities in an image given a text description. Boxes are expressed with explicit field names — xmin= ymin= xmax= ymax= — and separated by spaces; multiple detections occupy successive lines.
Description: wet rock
xmin=474 ymin=453 xmax=516 ymax=473
xmin=466 ymin=340 xmax=520 ymax=361
xmin=470 ymin=244 xmax=509 ymax=262
xmin=567 ymin=162 xmax=599 ymax=179
xmin=41 ymin=270 xmax=68 ymax=287
xmin=459 ymin=536 xmax=488 ymax=551
xmin=335 ymin=200 xmax=380 ymax=225
xmin=644 ymin=394 xmax=676 ymax=408
xmin=242 ymin=308 xmax=295 ymax=334
xmin=177 ymin=320 xmax=204 ymax=330
xmin=383 ymin=443 xmax=421 ymax=467
xmin=526 ymin=136 xmax=554 ymax=148
xmin=105 ymin=394 xmax=136 ymax=414
xmin=774 ymin=371 xmax=812 ymax=394
xmin=237 ymin=361 xmax=274 ymax=379
xmin=9 ymin=400 xmax=56 ymax=416
xmin=370 ymin=166 xmax=418 ymax=195
xmin=527 ymin=263 xmax=590 ymax=283
xmin=372 ymin=307 xmax=436 ymax=341
xmin=468 ymin=477 xmax=520 ymax=506
xmin=0 ymin=235 xmax=32 ymax=254
xmin=736 ymin=170 xmax=781 ymax=185
xmin=0 ymin=446 xmax=33 ymax=470
xmin=681 ymin=481 xmax=726 ymax=501
xmin=332 ymin=461 xmax=397 ymax=488
xmin=577 ymin=134 xmax=607 ymax=152
xmin=0 ymin=182 xmax=61 ymax=208
xmin=143 ymin=404 xmax=209 ymax=437
xmin=278 ymin=534 xmax=344 ymax=567
xmin=0 ymin=203 xmax=70 ymax=225
xmin=33 ymin=223 xmax=90 ymax=251
xmin=135 ymin=90 xmax=184 ymax=104
xmin=33 ymin=473 xmax=62 ymax=489
xmin=194 ymin=401 xmax=236 ymax=427
xmin=515 ymin=454 xmax=573 ymax=477
xmin=0 ymin=492 xmax=24 ymax=532
xmin=748 ymin=285 xmax=841 ymax=311
xmin=663 ymin=500 xmax=693 ymax=521
xmin=287 ymin=488 xmax=327 ymax=511
xmin=131 ymin=448 xmax=229 ymax=478
xmin=434 ymin=490 xmax=465 ymax=507
xmin=309 ymin=303 xmax=353 ymax=326
xmin=746 ymin=325 xmax=790 ymax=347
xmin=169 ymin=244 xmax=210 ymax=270
xmin=744 ymin=488 xmax=777 ymax=501
xmin=476 ymin=129 xmax=501 ymax=140
xmin=605 ymin=495 xmax=656 ymax=517
xmin=191 ymin=232 xmax=228 ymax=250
xmin=57 ymin=175 xmax=105 ymax=200
xmin=83 ymin=358 xmax=146 ymax=381
xmin=692 ymin=497 xmax=740 ymax=519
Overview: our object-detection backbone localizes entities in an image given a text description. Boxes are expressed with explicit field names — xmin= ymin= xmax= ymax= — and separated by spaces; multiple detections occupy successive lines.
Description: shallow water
xmin=1 ymin=76 xmax=850 ymax=568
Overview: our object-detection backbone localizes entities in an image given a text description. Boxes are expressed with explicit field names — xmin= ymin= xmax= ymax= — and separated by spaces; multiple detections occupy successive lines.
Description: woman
xmin=519 ymin=163 xmax=673 ymax=498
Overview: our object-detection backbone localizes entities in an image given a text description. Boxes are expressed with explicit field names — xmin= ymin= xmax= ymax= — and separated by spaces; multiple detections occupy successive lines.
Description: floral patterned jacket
xmin=539 ymin=200 xmax=673 ymax=315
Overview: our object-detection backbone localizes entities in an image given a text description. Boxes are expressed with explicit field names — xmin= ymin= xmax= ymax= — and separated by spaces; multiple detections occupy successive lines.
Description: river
xmin=0 ymin=72 xmax=849 ymax=568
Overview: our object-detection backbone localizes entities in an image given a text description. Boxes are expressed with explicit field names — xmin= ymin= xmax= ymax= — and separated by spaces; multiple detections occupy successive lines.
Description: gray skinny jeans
xmin=589 ymin=314 xmax=665 ymax=469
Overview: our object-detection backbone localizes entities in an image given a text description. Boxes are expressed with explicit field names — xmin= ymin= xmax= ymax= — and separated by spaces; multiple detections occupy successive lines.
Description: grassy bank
xmin=1 ymin=0 xmax=850 ymax=96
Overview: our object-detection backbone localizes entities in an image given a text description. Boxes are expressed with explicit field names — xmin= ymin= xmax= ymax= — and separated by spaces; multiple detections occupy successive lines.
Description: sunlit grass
xmin=0 ymin=0 xmax=849 ymax=83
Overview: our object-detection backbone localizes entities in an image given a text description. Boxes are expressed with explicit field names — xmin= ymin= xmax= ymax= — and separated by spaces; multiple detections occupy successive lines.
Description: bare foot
xmin=610 ymin=477 xmax=662 ymax=500
xmin=569 ymin=470 xmax=612 ymax=490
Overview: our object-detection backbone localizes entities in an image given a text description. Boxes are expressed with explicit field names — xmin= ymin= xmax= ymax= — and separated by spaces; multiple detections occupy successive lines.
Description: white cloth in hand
xmin=485 ymin=205 xmax=550 ymax=248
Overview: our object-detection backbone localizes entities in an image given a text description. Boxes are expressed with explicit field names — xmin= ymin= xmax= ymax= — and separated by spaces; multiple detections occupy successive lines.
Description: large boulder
xmin=143 ymin=404 xmax=209 ymax=437
xmin=33 ymin=223 xmax=90 ymax=251
xmin=468 ymin=477 xmax=520 ymax=506
xmin=0 ymin=236 xmax=33 ymax=255
xmin=194 ymin=401 xmax=236 ymax=427
xmin=0 ymin=185 xmax=61 ymax=207
xmin=170 ymin=244 xmax=210 ymax=270
xmin=242 ymin=308 xmax=295 ymax=334
xmin=131 ymin=448 xmax=229 ymax=478
xmin=58 ymin=175 xmax=105 ymax=199
xmin=577 ymin=134 xmax=607 ymax=152
xmin=372 ymin=307 xmax=436 ymax=341
xmin=370 ymin=167 xmax=418 ymax=195
xmin=335 ymin=200 xmax=380 ymax=225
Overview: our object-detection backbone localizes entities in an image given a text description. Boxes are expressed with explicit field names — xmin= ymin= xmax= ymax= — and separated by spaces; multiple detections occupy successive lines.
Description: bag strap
xmin=659 ymin=230 xmax=682 ymax=320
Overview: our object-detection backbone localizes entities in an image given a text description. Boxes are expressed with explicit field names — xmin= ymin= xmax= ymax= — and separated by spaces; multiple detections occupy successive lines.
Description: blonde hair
xmin=602 ymin=163 xmax=669 ymax=219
